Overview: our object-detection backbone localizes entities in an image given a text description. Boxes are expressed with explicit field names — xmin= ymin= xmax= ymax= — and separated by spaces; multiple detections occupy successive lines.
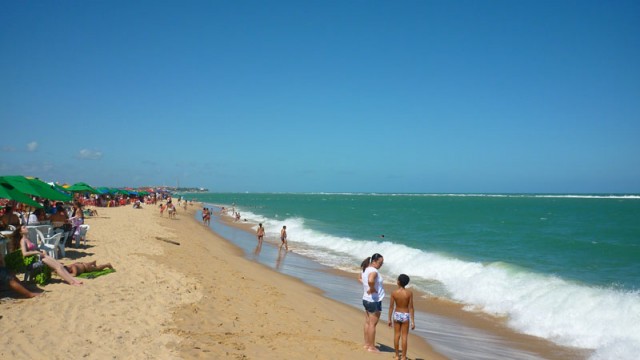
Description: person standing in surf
xmin=280 ymin=225 xmax=288 ymax=251
xmin=360 ymin=253 xmax=385 ymax=353
xmin=257 ymin=223 xmax=265 ymax=244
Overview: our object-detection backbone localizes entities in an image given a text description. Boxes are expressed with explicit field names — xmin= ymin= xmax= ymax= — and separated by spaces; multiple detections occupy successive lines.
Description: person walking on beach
xmin=388 ymin=274 xmax=415 ymax=360
xmin=159 ymin=203 xmax=166 ymax=217
xmin=280 ymin=225 xmax=288 ymax=251
xmin=360 ymin=253 xmax=384 ymax=353
xmin=256 ymin=223 xmax=265 ymax=244
xmin=202 ymin=208 xmax=211 ymax=226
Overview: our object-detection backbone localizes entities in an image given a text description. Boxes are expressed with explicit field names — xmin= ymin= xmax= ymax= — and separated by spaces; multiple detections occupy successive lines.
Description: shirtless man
xmin=0 ymin=206 xmax=21 ymax=229
xmin=49 ymin=205 xmax=69 ymax=228
xmin=280 ymin=225 xmax=288 ymax=251
xmin=388 ymin=274 xmax=415 ymax=360
xmin=64 ymin=261 xmax=114 ymax=276
xmin=256 ymin=223 xmax=265 ymax=244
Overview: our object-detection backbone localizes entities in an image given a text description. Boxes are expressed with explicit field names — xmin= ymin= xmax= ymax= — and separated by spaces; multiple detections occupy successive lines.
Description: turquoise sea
xmin=182 ymin=193 xmax=640 ymax=359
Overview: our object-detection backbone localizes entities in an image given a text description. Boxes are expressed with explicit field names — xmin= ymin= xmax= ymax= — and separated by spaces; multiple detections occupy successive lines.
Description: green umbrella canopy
xmin=0 ymin=181 xmax=43 ymax=208
xmin=66 ymin=182 xmax=100 ymax=194
xmin=0 ymin=175 xmax=72 ymax=202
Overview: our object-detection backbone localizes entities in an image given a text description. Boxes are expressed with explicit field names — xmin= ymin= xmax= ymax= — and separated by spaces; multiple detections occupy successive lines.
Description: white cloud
xmin=27 ymin=141 xmax=38 ymax=152
xmin=77 ymin=149 xmax=103 ymax=160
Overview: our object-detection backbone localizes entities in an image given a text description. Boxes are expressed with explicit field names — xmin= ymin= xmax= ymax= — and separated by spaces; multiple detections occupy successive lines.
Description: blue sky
xmin=1 ymin=1 xmax=639 ymax=193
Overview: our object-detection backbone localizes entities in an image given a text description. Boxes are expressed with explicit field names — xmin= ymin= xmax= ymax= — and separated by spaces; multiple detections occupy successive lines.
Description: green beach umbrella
xmin=0 ymin=175 xmax=72 ymax=202
xmin=66 ymin=182 xmax=100 ymax=194
xmin=0 ymin=181 xmax=43 ymax=208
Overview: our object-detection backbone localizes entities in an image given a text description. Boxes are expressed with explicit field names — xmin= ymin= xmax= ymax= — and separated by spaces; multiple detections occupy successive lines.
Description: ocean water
xmin=182 ymin=193 xmax=640 ymax=359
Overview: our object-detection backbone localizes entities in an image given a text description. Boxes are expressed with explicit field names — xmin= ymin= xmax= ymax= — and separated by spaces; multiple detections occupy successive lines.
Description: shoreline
xmin=207 ymin=203 xmax=591 ymax=360
xmin=162 ymin=203 xmax=447 ymax=359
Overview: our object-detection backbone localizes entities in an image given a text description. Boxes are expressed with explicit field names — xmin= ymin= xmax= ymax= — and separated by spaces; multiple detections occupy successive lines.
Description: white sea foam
xmin=228 ymin=206 xmax=640 ymax=359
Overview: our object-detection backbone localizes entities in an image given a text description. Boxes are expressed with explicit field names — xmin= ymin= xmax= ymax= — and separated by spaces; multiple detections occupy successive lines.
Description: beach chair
xmin=25 ymin=225 xmax=52 ymax=247
xmin=26 ymin=226 xmax=40 ymax=244
xmin=75 ymin=224 xmax=90 ymax=248
xmin=52 ymin=228 xmax=70 ymax=258
xmin=36 ymin=229 xmax=63 ymax=259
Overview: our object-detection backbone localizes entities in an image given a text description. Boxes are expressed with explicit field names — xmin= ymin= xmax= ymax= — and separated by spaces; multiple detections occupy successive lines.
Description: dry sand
xmin=1 ymin=204 xmax=446 ymax=359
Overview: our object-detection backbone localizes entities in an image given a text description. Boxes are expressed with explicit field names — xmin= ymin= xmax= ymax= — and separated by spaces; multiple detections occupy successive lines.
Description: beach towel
xmin=77 ymin=268 xmax=116 ymax=279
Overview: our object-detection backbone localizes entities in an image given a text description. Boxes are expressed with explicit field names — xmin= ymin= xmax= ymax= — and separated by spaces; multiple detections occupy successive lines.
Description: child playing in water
xmin=388 ymin=274 xmax=415 ymax=360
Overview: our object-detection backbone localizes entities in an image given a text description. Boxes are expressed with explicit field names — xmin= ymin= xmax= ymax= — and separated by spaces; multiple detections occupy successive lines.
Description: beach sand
xmin=1 ymin=204 xmax=446 ymax=359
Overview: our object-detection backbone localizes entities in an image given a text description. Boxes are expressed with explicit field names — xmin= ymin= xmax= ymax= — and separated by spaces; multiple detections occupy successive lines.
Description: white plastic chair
xmin=75 ymin=224 xmax=90 ymax=248
xmin=36 ymin=229 xmax=63 ymax=259
xmin=26 ymin=225 xmax=53 ymax=246
xmin=52 ymin=228 xmax=70 ymax=258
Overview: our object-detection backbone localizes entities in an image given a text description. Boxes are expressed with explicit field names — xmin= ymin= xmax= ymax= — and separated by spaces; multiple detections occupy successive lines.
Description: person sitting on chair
xmin=0 ymin=255 xmax=40 ymax=298
xmin=49 ymin=203 xmax=69 ymax=227
xmin=1 ymin=206 xmax=21 ymax=230
xmin=19 ymin=226 xmax=83 ymax=286
xmin=26 ymin=208 xmax=46 ymax=225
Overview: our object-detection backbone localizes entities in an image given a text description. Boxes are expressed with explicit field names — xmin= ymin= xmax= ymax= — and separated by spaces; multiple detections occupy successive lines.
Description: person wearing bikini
xmin=64 ymin=261 xmax=114 ymax=276
xmin=256 ymin=223 xmax=265 ymax=244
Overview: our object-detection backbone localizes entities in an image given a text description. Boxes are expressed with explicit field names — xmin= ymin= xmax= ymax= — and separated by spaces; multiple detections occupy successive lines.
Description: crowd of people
xmin=1 ymin=189 xmax=187 ymax=299
xmin=158 ymin=197 xmax=193 ymax=219
xmin=0 ymin=200 xmax=86 ymax=251
xmin=0 ymin=192 xmax=138 ymax=298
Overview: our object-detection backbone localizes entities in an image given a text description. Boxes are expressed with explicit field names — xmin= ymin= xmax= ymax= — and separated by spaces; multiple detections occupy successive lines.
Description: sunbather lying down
xmin=64 ymin=261 xmax=114 ymax=276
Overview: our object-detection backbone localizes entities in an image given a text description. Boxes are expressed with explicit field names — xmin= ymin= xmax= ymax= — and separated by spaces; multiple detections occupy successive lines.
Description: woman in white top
xmin=360 ymin=253 xmax=384 ymax=353
xmin=26 ymin=208 xmax=45 ymax=225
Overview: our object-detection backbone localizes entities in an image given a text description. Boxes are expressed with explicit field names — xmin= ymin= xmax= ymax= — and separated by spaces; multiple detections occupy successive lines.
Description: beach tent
xmin=0 ymin=176 xmax=71 ymax=202
xmin=66 ymin=182 xmax=100 ymax=194
xmin=0 ymin=181 xmax=43 ymax=208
